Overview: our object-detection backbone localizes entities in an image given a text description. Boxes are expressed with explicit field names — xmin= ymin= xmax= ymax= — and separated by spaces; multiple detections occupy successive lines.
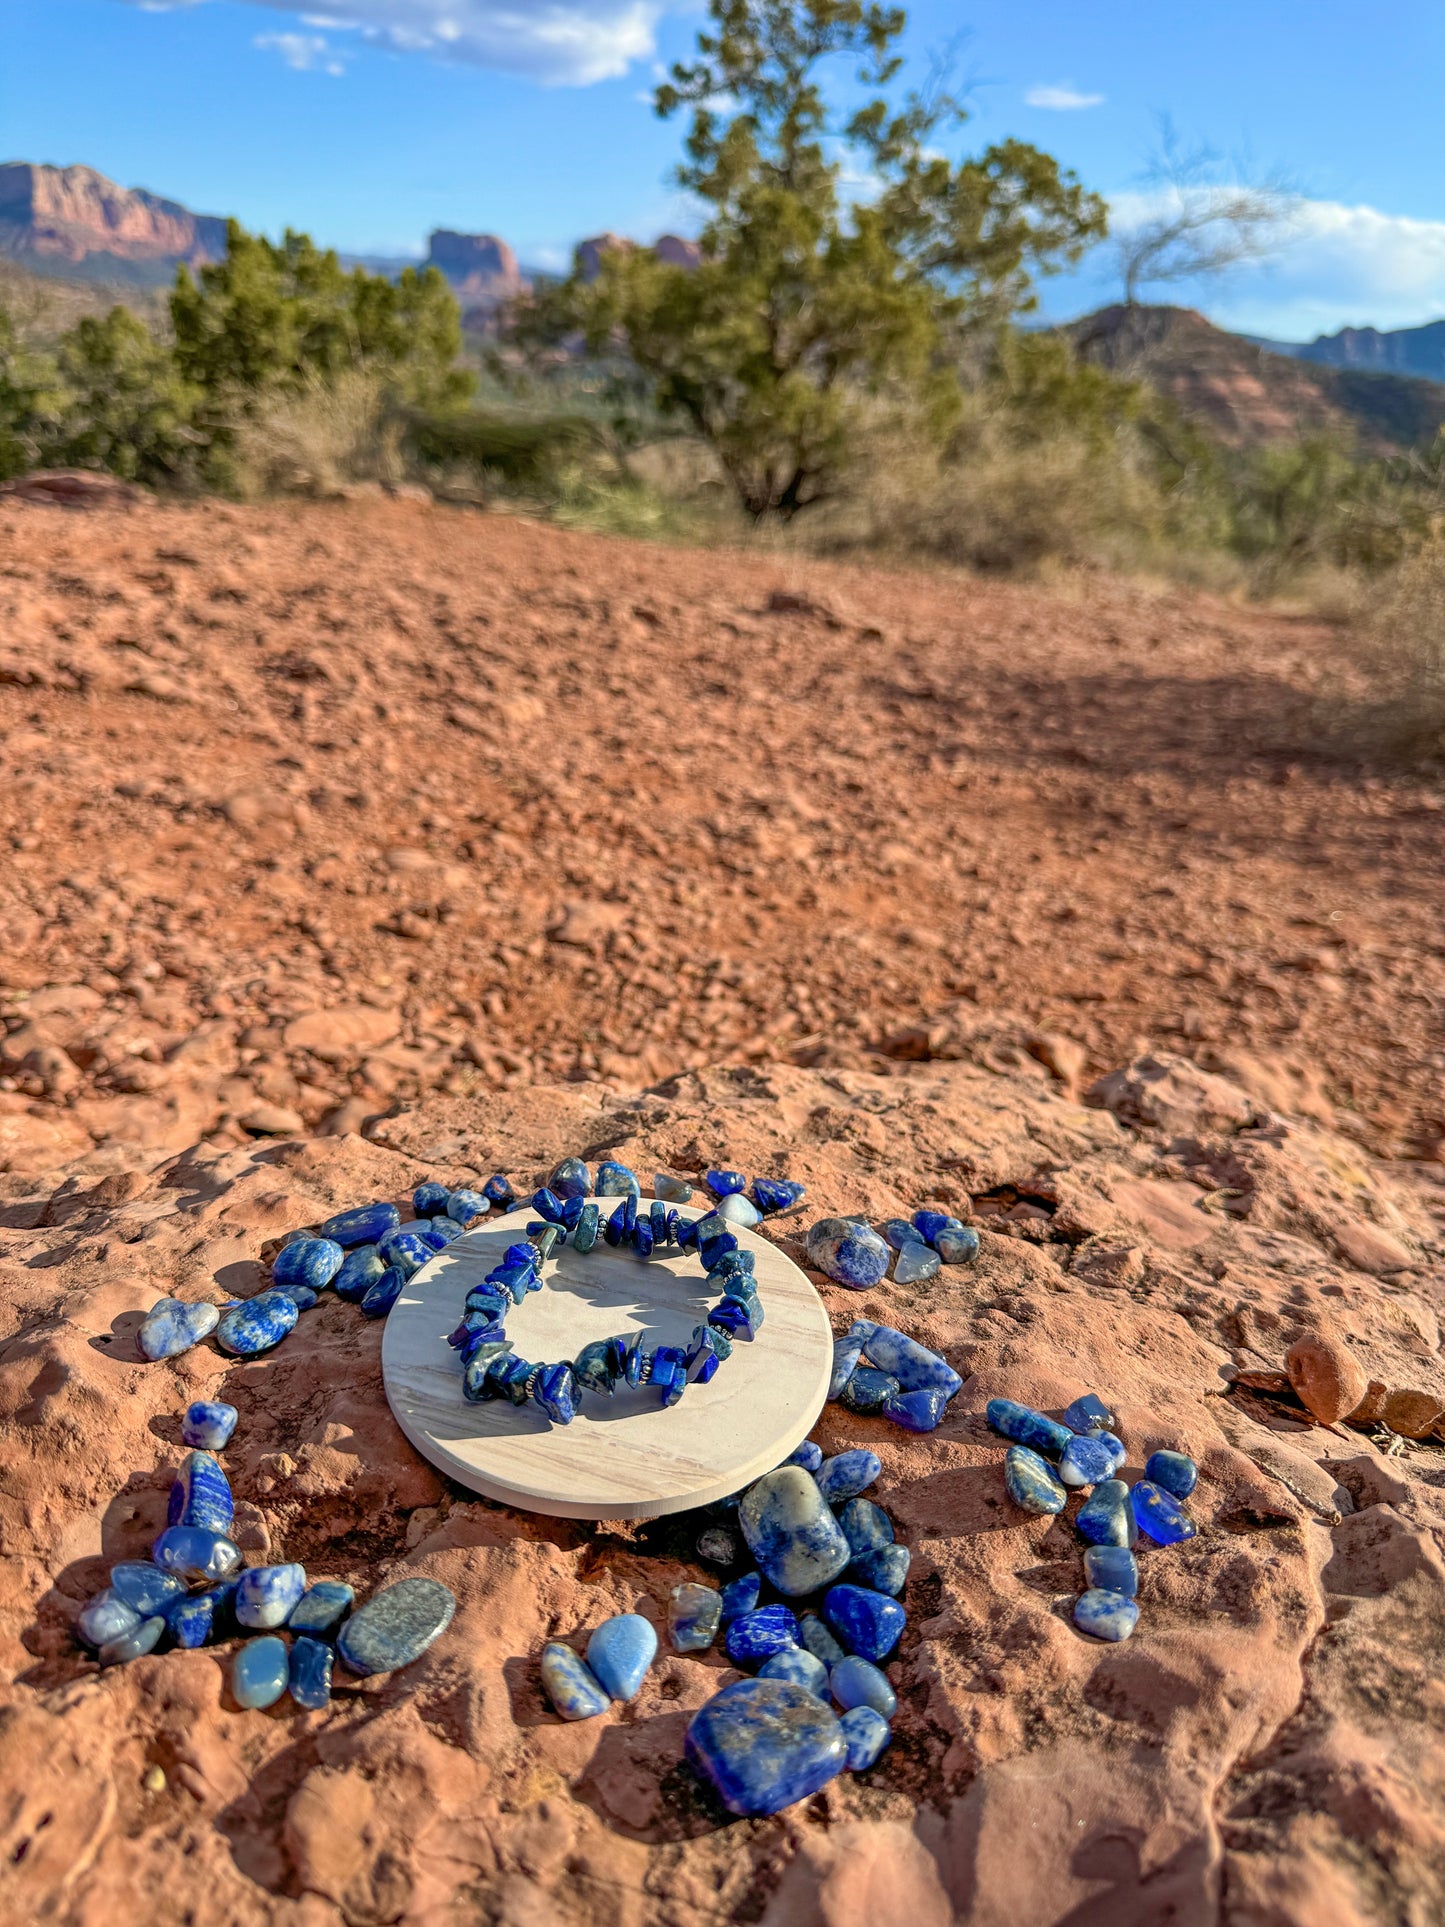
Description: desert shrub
xmin=404 ymin=407 xmax=604 ymax=489
xmin=229 ymin=369 xmax=406 ymax=496
xmin=1358 ymin=533 xmax=1445 ymax=757
xmin=0 ymin=307 xmax=65 ymax=480
xmin=50 ymin=307 xmax=202 ymax=484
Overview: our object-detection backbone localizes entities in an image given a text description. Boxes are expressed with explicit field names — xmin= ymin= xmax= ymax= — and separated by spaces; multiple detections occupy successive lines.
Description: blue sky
xmin=7 ymin=1 xmax=1445 ymax=339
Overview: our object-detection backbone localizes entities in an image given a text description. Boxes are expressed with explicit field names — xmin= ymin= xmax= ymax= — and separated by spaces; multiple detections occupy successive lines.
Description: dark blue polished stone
xmin=850 ymin=1543 xmax=910 ymax=1595
xmin=413 ymin=1182 xmax=451 ymax=1216
xmin=216 ymin=1290 xmax=299 ymax=1357
xmin=289 ymin=1579 xmax=355 ymax=1635
xmin=911 ymin=1208 xmax=963 ymax=1245
xmin=883 ymin=1217 xmax=927 ymax=1248
xmin=482 ymin=1174 xmax=515 ymax=1210
xmin=137 ymin=1298 xmax=219 ymax=1361
xmin=166 ymin=1583 xmax=235 ymax=1648
xmin=337 ymin=1577 xmax=456 ymax=1676
xmin=1074 ymin=1588 xmax=1140 ymax=1641
xmin=719 ymin=1571 xmax=762 ymax=1625
xmin=839 ymin=1704 xmax=891 ymax=1770
xmin=829 ymin=1336 xmax=864 ymax=1399
xmin=360 ymin=1266 xmax=406 ymax=1318
xmin=632 ymin=1216 xmax=655 ymax=1259
xmin=1083 ymin=1545 xmax=1138 ymax=1595
xmin=428 ymin=1217 xmax=465 ymax=1245
xmin=272 ymin=1237 xmax=344 ymax=1292
xmin=788 ymin=1441 xmax=824 ymax=1473
xmin=686 ymin=1678 xmax=847 ymax=1816
xmin=709 ymin=1247 xmax=755 ymax=1281
xmin=709 ymin=1297 xmax=761 ymax=1341
xmin=1059 ymin=1432 xmax=1125 ymax=1488
xmin=823 ymin=1585 xmax=906 ymax=1663
xmin=415 ymin=1228 xmax=450 ymax=1254
xmin=838 ymin=1498 xmax=893 ymax=1559
xmin=1145 ymin=1450 xmax=1198 ymax=1499
xmin=233 ymin=1635 xmax=289 ymax=1709
xmin=815 ymin=1450 xmax=881 ymax=1506
xmin=1130 ymin=1480 xmax=1197 ymax=1545
xmin=334 ymin=1244 xmax=386 ymax=1301
xmin=289 ymin=1635 xmax=333 ymax=1709
xmin=685 ymin=1327 xmax=725 ymax=1384
xmin=110 ymin=1562 xmax=185 ymax=1617
xmin=533 ymin=1362 xmax=578 ymax=1424
xmin=882 ymin=1386 xmax=948 ymax=1432
xmin=531 ymin=1186 xmax=572 ymax=1225
xmin=651 ymin=1344 xmax=686 ymax=1407
xmin=549 ymin=1157 xmax=591 ymax=1199
xmin=841 ymin=1367 xmax=900 ymax=1415
xmin=705 ymin=1168 xmax=747 ymax=1197
xmin=574 ymin=1336 xmax=626 ymax=1394
xmin=151 ymin=1525 xmax=242 ymax=1584
xmin=860 ymin=1325 xmax=962 ymax=1399
xmin=752 ymin=1178 xmax=805 ymax=1214
xmin=605 ymin=1195 xmax=637 ymax=1247
xmin=168 ymin=1451 xmax=234 ymax=1534
xmin=461 ymin=1343 xmax=514 ymax=1401
xmin=1064 ymin=1392 xmax=1115 ymax=1435
xmin=596 ymin=1160 xmax=641 ymax=1198
xmin=1075 ymin=1479 xmax=1137 ymax=1548
xmin=649 ymin=1201 xmax=669 ymax=1247
xmin=275 ymin=1282 xmax=319 ymax=1311
xmin=320 ymin=1202 xmax=400 ymax=1248
xmin=725 ymin=1604 xmax=799 ymax=1665
xmin=739 ymin=1468 xmax=852 ymax=1597
xmin=986 ymin=1398 xmax=1072 ymax=1457
xmin=806 ymin=1218 xmax=890 ymax=1289
xmin=377 ymin=1229 xmax=432 ymax=1277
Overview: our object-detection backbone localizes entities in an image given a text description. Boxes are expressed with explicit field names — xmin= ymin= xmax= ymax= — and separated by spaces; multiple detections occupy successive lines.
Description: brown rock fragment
xmin=1286 ymin=1331 xmax=1369 ymax=1425
xmin=1381 ymin=1389 xmax=1445 ymax=1440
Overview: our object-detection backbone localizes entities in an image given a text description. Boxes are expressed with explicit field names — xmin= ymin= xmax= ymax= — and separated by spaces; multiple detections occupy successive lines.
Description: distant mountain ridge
xmin=0 ymin=161 xmax=228 ymax=286
xmin=1290 ymin=317 xmax=1445 ymax=384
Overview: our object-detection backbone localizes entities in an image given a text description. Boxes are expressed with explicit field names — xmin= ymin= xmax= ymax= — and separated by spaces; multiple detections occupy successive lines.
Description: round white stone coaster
xmin=381 ymin=1199 xmax=834 ymax=1520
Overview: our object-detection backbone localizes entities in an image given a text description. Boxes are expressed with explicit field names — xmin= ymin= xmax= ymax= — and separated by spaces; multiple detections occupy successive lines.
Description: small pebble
xmin=1145 ymin=1450 xmax=1198 ymax=1499
xmin=334 ymin=1246 xmax=386 ymax=1301
xmin=181 ymin=1400 xmax=238 ymax=1451
xmin=549 ymin=1157 xmax=591 ymax=1199
xmin=446 ymin=1189 xmax=488 ymax=1224
xmin=100 ymin=1616 xmax=165 ymax=1665
xmin=216 ymin=1291 xmax=298 ymax=1358
xmin=166 ymin=1587 xmax=229 ymax=1648
xmin=839 ymin=1704 xmax=891 ymax=1771
xmin=142 ymin=1765 xmax=166 ymax=1793
xmin=236 ymin=1563 xmax=307 ymax=1630
xmin=336 ymin=1577 xmax=456 ymax=1676
xmin=759 ymin=1647 xmax=829 ymax=1695
xmin=78 ymin=1591 xmax=140 ymax=1650
xmin=321 ymin=1202 xmax=400 ymax=1248
xmin=151 ymin=1526 xmax=243 ymax=1585
xmin=137 ymin=1300 xmax=219 ymax=1362
xmin=696 ymin=1525 xmax=738 ymax=1566
xmin=719 ymin=1571 xmax=762 ymax=1625
xmin=168 ymin=1451 xmax=234 ymax=1535
xmin=685 ymin=1678 xmax=847 ymax=1815
xmin=823 ymin=1585 xmax=906 ymax=1663
xmin=1063 ymin=1392 xmax=1115 ymax=1435
xmin=935 ymin=1226 xmax=980 ymax=1265
xmin=986 ymin=1398 xmax=1072 ymax=1457
xmin=1130 ymin=1480 xmax=1197 ymax=1546
xmin=595 ymin=1161 xmax=640 ymax=1198
xmin=837 ymin=1497 xmax=893 ymax=1559
xmin=668 ymin=1583 xmax=723 ymax=1653
xmin=1058 ymin=1433 xmax=1124 ymax=1488
xmin=361 ymin=1266 xmax=406 ymax=1318
xmin=654 ymin=1172 xmax=694 ymax=1203
xmin=233 ymin=1635 xmax=290 ymax=1709
xmin=829 ymin=1337 xmax=865 ymax=1399
xmin=715 ymin=1192 xmax=761 ymax=1227
xmin=585 ymin=1613 xmax=657 ymax=1700
xmin=860 ymin=1324 xmax=961 ymax=1398
xmin=274 ymin=1282 xmax=319 ymax=1312
xmin=706 ymin=1168 xmax=747 ymax=1197
xmin=841 ymin=1366 xmax=900 ymax=1415
xmin=1073 ymin=1588 xmax=1140 ymax=1642
xmin=1075 ymin=1480 xmax=1137 ymax=1548
xmin=881 ymin=1386 xmax=947 ymax=1432
xmin=540 ymin=1642 xmax=610 ymax=1720
xmin=110 ymin=1563 xmax=186 ymax=1616
xmin=882 ymin=1219 xmax=925 ymax=1251
xmin=272 ymin=1237 xmax=343 ymax=1293
xmin=830 ymin=1654 xmax=897 ymax=1717
xmin=413 ymin=1182 xmax=451 ymax=1216
xmin=893 ymin=1242 xmax=941 ymax=1285
xmin=797 ymin=1612 xmax=847 ymax=1668
xmin=288 ymin=1580 xmax=355 ymax=1636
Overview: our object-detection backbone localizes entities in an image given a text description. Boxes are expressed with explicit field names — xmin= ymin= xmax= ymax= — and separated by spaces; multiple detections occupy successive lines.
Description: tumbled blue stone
xmin=798 ymin=1613 xmax=847 ymax=1668
xmin=882 ymin=1219 xmax=923 ymax=1252
xmin=719 ymin=1571 xmax=762 ymax=1624
xmin=861 ymin=1325 xmax=962 ymax=1399
xmin=851 ymin=1544 xmax=910 ymax=1595
xmin=169 ymin=1451 xmax=234 ymax=1535
xmin=236 ymin=1563 xmax=307 ymax=1630
xmin=110 ymin=1562 xmax=186 ymax=1617
xmin=842 ymin=1367 xmax=900 ymax=1415
xmin=288 ymin=1579 xmax=355 ymax=1636
xmin=760 ymin=1647 xmax=829 ymax=1695
xmin=739 ymin=1468 xmax=852 ymax=1598
xmin=752 ymin=1178 xmax=804 ymax=1214
xmin=654 ymin=1171 xmax=693 ymax=1203
xmin=571 ymin=1201 xmax=601 ymax=1254
xmin=337 ymin=1577 xmax=456 ymax=1676
xmin=276 ymin=1282 xmax=320 ymax=1311
xmin=830 ymin=1655 xmax=897 ymax=1717
xmin=549 ymin=1157 xmax=591 ymax=1200
xmin=1145 ymin=1450 xmax=1198 ymax=1499
xmin=936 ymin=1226 xmax=981 ymax=1265
xmin=99 ymin=1615 xmax=166 ymax=1665
xmin=1059 ymin=1433 xmax=1125 ymax=1489
xmin=1131 ymin=1480 xmax=1197 ymax=1546
xmin=726 ymin=1604 xmax=799 ymax=1665
xmin=828 ymin=1337 xmax=864 ymax=1400
xmin=1084 ymin=1545 xmax=1138 ymax=1595
xmin=687 ymin=1678 xmax=847 ymax=1815
xmin=233 ymin=1635 xmax=290 ymax=1709
xmin=1075 ymin=1479 xmax=1137 ymax=1548
xmin=377 ymin=1229 xmax=432 ymax=1277
xmin=706 ymin=1168 xmax=747 ymax=1197
xmin=586 ymin=1613 xmax=657 ymax=1700
xmin=1063 ymin=1391 xmax=1115 ymax=1435
xmin=151 ymin=1525 xmax=242 ymax=1584
xmin=806 ymin=1218 xmax=890 ymax=1289
xmin=838 ymin=1498 xmax=893 ymax=1559
xmin=715 ymin=1192 xmax=761 ymax=1228
xmin=482 ymin=1174 xmax=515 ymax=1209
xmin=986 ymin=1398 xmax=1072 ymax=1457
xmin=1005 ymin=1445 xmax=1068 ymax=1515
xmin=272 ymin=1238 xmax=343 ymax=1292
xmin=839 ymin=1704 xmax=891 ymax=1770
xmin=882 ymin=1386 xmax=948 ymax=1432
xmin=668 ymin=1583 xmax=723 ymax=1653
xmin=1074 ymin=1588 xmax=1140 ymax=1642
xmin=533 ymin=1362 xmax=579 ymax=1425
xmin=413 ymin=1182 xmax=451 ymax=1216
xmin=333 ymin=1245 xmax=385 ymax=1301
xmin=289 ymin=1635 xmax=333 ymax=1709
xmin=321 ymin=1202 xmax=401 ymax=1248
xmin=823 ymin=1585 xmax=906 ymax=1662
xmin=428 ymin=1216 xmax=466 ymax=1244
xmin=596 ymin=1161 xmax=640 ymax=1198
xmin=137 ymin=1299 xmax=219 ymax=1361
xmin=894 ymin=1242 xmax=942 ymax=1285
xmin=541 ymin=1641 xmax=611 ymax=1720
xmin=78 ymin=1591 xmax=141 ymax=1649
xmin=416 ymin=1228 xmax=450 ymax=1254
xmin=788 ymin=1441 xmax=824 ymax=1473
xmin=911 ymin=1208 xmax=963 ymax=1245
xmin=217 ymin=1290 xmax=299 ymax=1357
xmin=166 ymin=1584 xmax=233 ymax=1649
xmin=447 ymin=1189 xmax=488 ymax=1224
xmin=361 ymin=1267 xmax=406 ymax=1319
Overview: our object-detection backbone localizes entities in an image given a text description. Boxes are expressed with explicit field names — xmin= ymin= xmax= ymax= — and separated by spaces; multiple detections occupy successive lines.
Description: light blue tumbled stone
xmin=585 ymin=1613 xmax=657 ymax=1701
xmin=1005 ymin=1445 xmax=1068 ymax=1515
xmin=236 ymin=1563 xmax=307 ymax=1630
xmin=1063 ymin=1392 xmax=1115 ymax=1435
xmin=726 ymin=1604 xmax=800 ymax=1666
xmin=376 ymin=1229 xmax=432 ymax=1277
xmin=319 ymin=1202 xmax=400 ymax=1249
xmin=838 ymin=1497 xmax=893 ymax=1559
xmin=806 ymin=1218 xmax=890 ymax=1290
xmin=935 ymin=1226 xmax=981 ymax=1265
xmin=719 ymin=1571 xmax=762 ymax=1625
xmin=99 ymin=1615 xmax=166 ymax=1665
xmin=654 ymin=1172 xmax=693 ymax=1203
xmin=288 ymin=1580 xmax=355 ymax=1636
xmin=77 ymin=1590 xmax=141 ymax=1650
xmin=169 ymin=1451 xmax=234 ymax=1535
xmin=289 ymin=1635 xmax=333 ymax=1709
xmin=334 ymin=1244 xmax=386 ymax=1301
xmin=595 ymin=1161 xmax=641 ymax=1198
xmin=541 ymin=1642 xmax=611 ymax=1720
xmin=850 ymin=1543 xmax=910 ymax=1596
xmin=839 ymin=1704 xmax=891 ymax=1771
xmin=986 ymin=1398 xmax=1072 ymax=1457
xmin=181 ymin=1400 xmax=238 ymax=1451
xmin=216 ymin=1291 xmax=299 ymax=1357
xmin=1059 ymin=1433 xmax=1124 ymax=1489
xmin=739 ymin=1468 xmax=852 ymax=1598
xmin=715 ymin=1192 xmax=762 ymax=1228
xmin=151 ymin=1525 xmax=243 ymax=1584
xmin=1074 ymin=1588 xmax=1140 ymax=1642
xmin=894 ymin=1242 xmax=942 ymax=1285
xmin=828 ymin=1337 xmax=865 ymax=1400
xmin=882 ymin=1219 xmax=926 ymax=1252
xmin=686 ymin=1679 xmax=848 ymax=1814
xmin=233 ymin=1635 xmax=290 ymax=1709
xmin=830 ymin=1655 xmax=897 ymax=1718
xmin=446 ymin=1189 xmax=488 ymax=1224
xmin=798 ymin=1613 xmax=847 ymax=1669
xmin=1130 ymin=1480 xmax=1197 ymax=1546
xmin=1145 ymin=1450 xmax=1198 ymax=1499
xmin=1083 ymin=1545 xmax=1138 ymax=1595
xmin=336 ymin=1578 xmax=456 ymax=1676
xmin=823 ymin=1585 xmax=906 ymax=1663
xmin=759 ymin=1647 xmax=829 ymax=1696
xmin=815 ymin=1450 xmax=881 ymax=1507
xmin=788 ymin=1441 xmax=824 ymax=1473
xmin=272 ymin=1237 xmax=343 ymax=1293
xmin=1075 ymin=1479 xmax=1137 ymax=1548
xmin=861 ymin=1325 xmax=962 ymax=1400
xmin=668 ymin=1584 xmax=723 ymax=1653
xmin=137 ymin=1299 xmax=219 ymax=1362
xmin=110 ymin=1562 xmax=186 ymax=1617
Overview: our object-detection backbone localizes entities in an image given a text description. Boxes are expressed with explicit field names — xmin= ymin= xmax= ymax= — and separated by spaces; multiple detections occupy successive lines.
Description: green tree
xmin=512 ymin=0 xmax=1105 ymax=518
xmin=52 ymin=308 xmax=202 ymax=483
xmin=0 ymin=306 xmax=64 ymax=481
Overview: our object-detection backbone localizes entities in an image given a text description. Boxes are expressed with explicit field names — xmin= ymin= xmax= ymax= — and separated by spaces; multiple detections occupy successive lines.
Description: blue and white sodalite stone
xmin=787 ymin=1441 xmax=824 ymax=1473
xmin=806 ymin=1219 xmax=890 ymax=1289
xmin=1084 ymin=1545 xmax=1138 ymax=1595
xmin=838 ymin=1498 xmax=893 ymax=1559
xmin=839 ymin=1705 xmax=891 ymax=1771
xmin=289 ymin=1635 xmax=334 ymax=1709
xmin=739 ymin=1468 xmax=852 ymax=1598
xmin=151 ymin=1525 xmax=243 ymax=1584
xmin=1074 ymin=1588 xmax=1140 ymax=1641
xmin=361 ymin=1267 xmax=406 ymax=1319
xmin=272 ymin=1237 xmax=344 ymax=1292
xmin=936 ymin=1227 xmax=981 ymax=1265
xmin=841 ymin=1367 xmax=898 ymax=1415
xmin=138 ymin=1299 xmax=219 ymax=1361
xmin=1059 ymin=1432 xmax=1126 ymax=1488
xmin=669 ymin=1583 xmax=723 ymax=1653
xmin=413 ymin=1182 xmax=451 ymax=1216
xmin=1145 ymin=1450 xmax=1198 ymax=1499
xmin=883 ymin=1219 xmax=925 ymax=1252
xmin=1131 ymin=1480 xmax=1197 ymax=1545
xmin=376 ymin=1229 xmax=432 ymax=1277
xmin=167 ymin=1582 xmax=236 ymax=1648
xmin=541 ymin=1642 xmax=611 ymax=1720
xmin=233 ymin=1635 xmax=290 ymax=1709
xmin=100 ymin=1615 xmax=166 ymax=1665
xmin=337 ymin=1577 xmax=456 ymax=1676
xmin=1075 ymin=1480 xmax=1137 ymax=1548
xmin=894 ymin=1242 xmax=941 ymax=1285
xmin=289 ymin=1580 xmax=355 ymax=1636
xmin=236 ymin=1563 xmax=306 ymax=1630
xmin=586 ymin=1613 xmax=657 ymax=1700
xmin=686 ymin=1679 xmax=848 ymax=1816
xmin=595 ymin=1161 xmax=641 ymax=1198
xmin=823 ymin=1585 xmax=906 ymax=1663
xmin=169 ymin=1452 xmax=234 ymax=1534
xmin=830 ymin=1655 xmax=897 ymax=1717
xmin=850 ymin=1544 xmax=910 ymax=1596
xmin=829 ymin=1337 xmax=865 ymax=1399
xmin=1005 ymin=1445 xmax=1068 ymax=1515
xmin=181 ymin=1401 xmax=238 ymax=1451
xmin=759 ymin=1647 xmax=829 ymax=1696
xmin=446 ymin=1189 xmax=489 ymax=1224
xmin=319 ymin=1202 xmax=400 ymax=1248
xmin=334 ymin=1245 xmax=386 ymax=1301
xmin=78 ymin=1591 xmax=140 ymax=1649
xmin=882 ymin=1387 xmax=948 ymax=1433
xmin=1064 ymin=1392 xmax=1115 ymax=1435
xmin=111 ymin=1562 xmax=185 ymax=1616
xmin=861 ymin=1325 xmax=962 ymax=1399
xmin=726 ymin=1605 xmax=800 ymax=1665
xmin=815 ymin=1450 xmax=881 ymax=1506
xmin=986 ymin=1398 xmax=1072 ymax=1457
xmin=719 ymin=1571 xmax=762 ymax=1624
xmin=216 ymin=1291 xmax=299 ymax=1357
xmin=798 ymin=1613 xmax=847 ymax=1669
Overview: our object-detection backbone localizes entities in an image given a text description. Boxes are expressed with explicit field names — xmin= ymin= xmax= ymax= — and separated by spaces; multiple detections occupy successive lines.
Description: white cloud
xmin=1025 ymin=82 xmax=1104 ymax=111
xmin=116 ymin=1 xmax=664 ymax=84
xmin=255 ymin=29 xmax=348 ymax=72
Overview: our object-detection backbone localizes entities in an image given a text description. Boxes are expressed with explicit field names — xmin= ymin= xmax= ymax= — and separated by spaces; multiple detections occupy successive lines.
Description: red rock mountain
xmin=424 ymin=229 xmax=525 ymax=312
xmin=0 ymin=161 xmax=227 ymax=286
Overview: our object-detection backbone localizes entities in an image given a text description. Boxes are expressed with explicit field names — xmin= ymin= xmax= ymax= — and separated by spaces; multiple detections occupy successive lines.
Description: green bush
xmin=51 ymin=307 xmax=202 ymax=484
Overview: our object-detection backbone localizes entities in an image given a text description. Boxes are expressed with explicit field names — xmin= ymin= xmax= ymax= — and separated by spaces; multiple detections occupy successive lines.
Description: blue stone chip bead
xmin=151 ymin=1525 xmax=243 ymax=1584
xmin=830 ymin=1655 xmax=897 ymax=1718
xmin=882 ymin=1219 xmax=924 ymax=1251
xmin=1059 ymin=1433 xmax=1125 ymax=1489
xmin=828 ymin=1336 xmax=864 ymax=1400
xmin=686 ymin=1678 xmax=848 ymax=1816
xmin=289 ymin=1580 xmax=356 ymax=1636
xmin=169 ymin=1451 xmax=234 ymax=1534
xmin=1131 ymin=1480 xmax=1198 ymax=1546
xmin=462 ymin=1347 xmax=515 ymax=1403
xmin=815 ymin=1450 xmax=881 ymax=1506
xmin=649 ymin=1200 xmax=669 ymax=1247
xmin=233 ymin=1635 xmax=290 ymax=1709
xmin=217 ymin=1291 xmax=299 ymax=1357
xmin=110 ymin=1563 xmax=186 ymax=1617
xmin=334 ymin=1245 xmax=386 ymax=1301
xmin=361 ymin=1266 xmax=407 ymax=1319
xmin=413 ymin=1182 xmax=451 ymax=1216
xmin=482 ymin=1174 xmax=515 ymax=1209
xmin=842 ymin=1367 xmax=900 ymax=1415
xmin=78 ymin=1591 xmax=141 ymax=1649
xmin=859 ymin=1324 xmax=962 ymax=1399
xmin=985 ymin=1398 xmax=1072 ymax=1457
xmin=272 ymin=1238 xmax=344 ymax=1293
xmin=575 ymin=1336 xmax=626 ymax=1394
xmin=549 ymin=1157 xmax=591 ymax=1199
xmin=289 ymin=1635 xmax=334 ymax=1709
xmin=838 ymin=1498 xmax=894 ymax=1560
xmin=1005 ymin=1445 xmax=1069 ymax=1516
xmin=705 ymin=1168 xmax=747 ymax=1197
xmin=850 ymin=1544 xmax=910 ymax=1596
xmin=1063 ymin=1391 xmax=1115 ymax=1435
xmin=99 ymin=1615 xmax=166 ymax=1665
xmin=805 ymin=1218 xmax=890 ymax=1290
xmin=882 ymin=1387 xmax=948 ymax=1433
xmin=668 ymin=1583 xmax=723 ymax=1653
xmin=823 ymin=1585 xmax=906 ymax=1663
xmin=533 ymin=1363 xmax=579 ymax=1425
xmin=1075 ymin=1480 xmax=1137 ymax=1548
xmin=936 ymin=1226 xmax=981 ymax=1265
xmin=798 ymin=1613 xmax=847 ymax=1668
xmin=1074 ymin=1588 xmax=1140 ymax=1642
xmin=321 ymin=1202 xmax=401 ymax=1248
xmin=531 ymin=1187 xmax=571 ymax=1226
xmin=894 ymin=1242 xmax=942 ymax=1285
xmin=377 ymin=1230 xmax=432 ymax=1277
xmin=137 ymin=1299 xmax=219 ymax=1361
xmin=911 ymin=1208 xmax=962 ymax=1246
xmin=586 ymin=1613 xmax=658 ymax=1700
xmin=739 ymin=1469 xmax=853 ymax=1598
xmin=725 ymin=1604 xmax=800 ymax=1666
xmin=719 ymin=1571 xmax=762 ymax=1625
xmin=839 ymin=1705 xmax=891 ymax=1772
xmin=595 ymin=1161 xmax=640 ymax=1198
xmin=336 ymin=1577 xmax=456 ymax=1676
xmin=788 ymin=1441 xmax=824 ymax=1473
xmin=760 ymin=1647 xmax=829 ymax=1696
xmin=540 ymin=1642 xmax=611 ymax=1720
xmin=236 ymin=1563 xmax=307 ymax=1630
xmin=632 ymin=1216 xmax=656 ymax=1258
xmin=654 ymin=1172 xmax=693 ymax=1203
xmin=650 ymin=1346 xmax=686 ymax=1407
xmin=447 ymin=1189 xmax=488 ymax=1224
xmin=1145 ymin=1450 xmax=1198 ymax=1499
xmin=573 ymin=1201 xmax=601 ymax=1253
xmin=752 ymin=1178 xmax=804 ymax=1214
xmin=1083 ymin=1546 xmax=1138 ymax=1596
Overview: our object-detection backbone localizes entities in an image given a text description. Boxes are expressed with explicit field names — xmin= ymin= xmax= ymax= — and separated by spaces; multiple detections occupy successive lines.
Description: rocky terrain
xmin=0 ymin=493 xmax=1442 ymax=1924
xmin=0 ymin=163 xmax=227 ymax=285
